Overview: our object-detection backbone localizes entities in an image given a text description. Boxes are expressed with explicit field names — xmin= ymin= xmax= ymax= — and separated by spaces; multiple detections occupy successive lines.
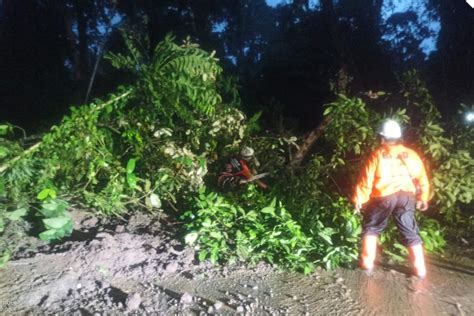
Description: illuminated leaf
xmin=126 ymin=159 xmax=136 ymax=174
xmin=5 ymin=208 xmax=28 ymax=221
xmin=150 ymin=193 xmax=161 ymax=208
xmin=185 ymin=232 xmax=199 ymax=245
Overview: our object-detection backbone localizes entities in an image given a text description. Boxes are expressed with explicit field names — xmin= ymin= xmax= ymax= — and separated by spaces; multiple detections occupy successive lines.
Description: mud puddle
xmin=0 ymin=210 xmax=473 ymax=315
xmin=339 ymin=253 xmax=474 ymax=315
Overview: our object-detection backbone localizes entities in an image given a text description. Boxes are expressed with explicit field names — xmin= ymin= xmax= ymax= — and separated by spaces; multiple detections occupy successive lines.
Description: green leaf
xmin=318 ymin=232 xmax=333 ymax=245
xmin=37 ymin=188 xmax=56 ymax=200
xmin=5 ymin=208 xmax=28 ymax=221
xmin=39 ymin=201 xmax=67 ymax=219
xmin=261 ymin=206 xmax=275 ymax=214
xmin=185 ymin=232 xmax=199 ymax=245
xmin=202 ymin=218 xmax=212 ymax=228
xmin=248 ymin=230 xmax=257 ymax=239
xmin=210 ymin=248 xmax=219 ymax=263
xmin=39 ymin=229 xmax=59 ymax=241
xmin=145 ymin=197 xmax=153 ymax=209
xmin=0 ymin=146 xmax=9 ymax=159
xmin=178 ymin=156 xmax=193 ymax=167
xmin=37 ymin=189 xmax=51 ymax=200
xmin=150 ymin=193 xmax=161 ymax=208
xmin=246 ymin=210 xmax=258 ymax=220
xmin=0 ymin=217 xmax=4 ymax=233
xmin=48 ymin=189 xmax=57 ymax=199
xmin=43 ymin=216 xmax=71 ymax=229
xmin=0 ymin=177 xmax=5 ymax=197
xmin=303 ymin=265 xmax=313 ymax=275
xmin=144 ymin=179 xmax=151 ymax=192
xmin=325 ymin=259 xmax=332 ymax=270
xmin=43 ymin=200 xmax=67 ymax=212
xmin=105 ymin=104 xmax=113 ymax=114
xmin=126 ymin=159 xmax=136 ymax=174
xmin=210 ymin=231 xmax=222 ymax=239
xmin=0 ymin=124 xmax=10 ymax=135
xmin=198 ymin=156 xmax=206 ymax=169
xmin=63 ymin=220 xmax=73 ymax=235
xmin=160 ymin=174 xmax=169 ymax=183
xmin=127 ymin=173 xmax=137 ymax=188
xmin=198 ymin=250 xmax=208 ymax=261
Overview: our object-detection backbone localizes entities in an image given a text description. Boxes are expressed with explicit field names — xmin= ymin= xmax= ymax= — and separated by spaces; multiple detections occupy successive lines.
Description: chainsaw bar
xmin=240 ymin=172 xmax=269 ymax=183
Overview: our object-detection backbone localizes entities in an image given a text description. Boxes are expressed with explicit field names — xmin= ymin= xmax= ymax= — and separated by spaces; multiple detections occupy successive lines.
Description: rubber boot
xmin=409 ymin=244 xmax=426 ymax=278
xmin=360 ymin=235 xmax=377 ymax=271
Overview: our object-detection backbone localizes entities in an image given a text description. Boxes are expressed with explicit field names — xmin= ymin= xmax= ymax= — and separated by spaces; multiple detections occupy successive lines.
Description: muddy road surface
xmin=1 ymin=210 xmax=473 ymax=315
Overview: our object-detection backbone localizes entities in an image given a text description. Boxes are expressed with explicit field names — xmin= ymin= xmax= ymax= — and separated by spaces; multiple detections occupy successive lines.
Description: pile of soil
xmin=1 ymin=209 xmax=474 ymax=315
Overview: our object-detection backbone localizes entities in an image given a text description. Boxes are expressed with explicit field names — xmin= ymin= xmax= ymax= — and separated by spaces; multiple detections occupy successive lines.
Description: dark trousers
xmin=362 ymin=191 xmax=422 ymax=247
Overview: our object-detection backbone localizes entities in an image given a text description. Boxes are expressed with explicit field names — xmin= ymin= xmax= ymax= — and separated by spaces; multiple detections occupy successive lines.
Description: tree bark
xmin=290 ymin=115 xmax=332 ymax=167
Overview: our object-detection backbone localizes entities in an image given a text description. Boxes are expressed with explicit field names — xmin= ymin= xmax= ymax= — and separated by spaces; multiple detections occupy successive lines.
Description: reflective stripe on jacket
xmin=353 ymin=144 xmax=430 ymax=205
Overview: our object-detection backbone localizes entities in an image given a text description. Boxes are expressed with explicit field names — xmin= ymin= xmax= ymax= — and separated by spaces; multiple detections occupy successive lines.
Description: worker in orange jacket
xmin=353 ymin=120 xmax=430 ymax=278
xmin=217 ymin=146 xmax=268 ymax=190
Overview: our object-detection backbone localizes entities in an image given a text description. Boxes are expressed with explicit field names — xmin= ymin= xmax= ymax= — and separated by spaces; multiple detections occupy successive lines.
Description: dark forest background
xmin=1 ymin=0 xmax=473 ymax=133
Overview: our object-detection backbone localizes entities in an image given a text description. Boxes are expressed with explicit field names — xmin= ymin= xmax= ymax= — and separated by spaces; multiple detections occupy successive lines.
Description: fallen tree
xmin=1 ymin=33 xmax=471 ymax=272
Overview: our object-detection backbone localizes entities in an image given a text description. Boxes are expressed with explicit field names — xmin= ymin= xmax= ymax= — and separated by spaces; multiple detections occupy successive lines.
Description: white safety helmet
xmin=240 ymin=146 xmax=255 ymax=159
xmin=378 ymin=120 xmax=402 ymax=139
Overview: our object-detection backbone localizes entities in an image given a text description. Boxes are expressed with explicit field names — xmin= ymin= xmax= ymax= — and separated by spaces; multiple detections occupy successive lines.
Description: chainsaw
xmin=239 ymin=172 xmax=269 ymax=183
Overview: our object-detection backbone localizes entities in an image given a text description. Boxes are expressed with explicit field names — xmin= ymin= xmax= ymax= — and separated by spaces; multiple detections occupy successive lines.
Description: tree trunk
xmin=290 ymin=115 xmax=332 ymax=167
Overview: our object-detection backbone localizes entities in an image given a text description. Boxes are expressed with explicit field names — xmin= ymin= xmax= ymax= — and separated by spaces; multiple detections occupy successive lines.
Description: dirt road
xmin=1 ymin=211 xmax=473 ymax=315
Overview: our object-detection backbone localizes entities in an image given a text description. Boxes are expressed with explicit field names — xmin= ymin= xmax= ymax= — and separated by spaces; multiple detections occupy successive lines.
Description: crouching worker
xmin=353 ymin=120 xmax=430 ymax=278
xmin=217 ymin=146 xmax=268 ymax=190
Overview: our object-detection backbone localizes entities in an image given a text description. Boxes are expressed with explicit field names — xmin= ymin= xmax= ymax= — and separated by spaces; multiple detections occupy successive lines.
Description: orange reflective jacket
xmin=353 ymin=144 xmax=430 ymax=205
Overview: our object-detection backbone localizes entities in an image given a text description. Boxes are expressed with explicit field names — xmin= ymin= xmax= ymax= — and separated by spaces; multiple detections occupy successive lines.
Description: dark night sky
xmin=0 ymin=0 xmax=473 ymax=133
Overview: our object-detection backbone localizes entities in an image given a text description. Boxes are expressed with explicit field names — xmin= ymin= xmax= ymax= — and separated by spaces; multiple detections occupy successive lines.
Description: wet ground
xmin=151 ymin=254 xmax=474 ymax=315
xmin=341 ymin=255 xmax=474 ymax=316
xmin=1 ymin=210 xmax=473 ymax=315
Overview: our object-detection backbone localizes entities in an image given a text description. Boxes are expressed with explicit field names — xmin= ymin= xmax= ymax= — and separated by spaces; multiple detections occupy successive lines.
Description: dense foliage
xmin=182 ymin=187 xmax=316 ymax=273
xmin=400 ymin=71 xmax=473 ymax=223
xmin=182 ymin=82 xmax=470 ymax=271
xmin=1 ymin=35 xmax=472 ymax=272
xmin=0 ymin=34 xmax=245 ymax=262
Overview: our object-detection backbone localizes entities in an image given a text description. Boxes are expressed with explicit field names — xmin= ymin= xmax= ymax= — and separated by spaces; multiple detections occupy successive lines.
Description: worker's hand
xmin=416 ymin=200 xmax=428 ymax=211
